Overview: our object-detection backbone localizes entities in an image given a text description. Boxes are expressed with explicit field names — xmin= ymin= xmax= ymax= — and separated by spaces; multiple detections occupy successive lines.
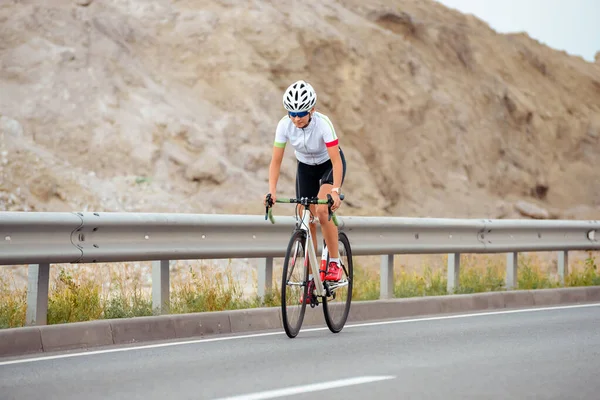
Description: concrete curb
xmin=1 ymin=286 xmax=599 ymax=358
xmin=40 ymin=320 xmax=114 ymax=352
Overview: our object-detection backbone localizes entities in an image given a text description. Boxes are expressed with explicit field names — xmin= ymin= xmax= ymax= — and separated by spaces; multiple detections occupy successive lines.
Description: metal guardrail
xmin=1 ymin=211 xmax=599 ymax=326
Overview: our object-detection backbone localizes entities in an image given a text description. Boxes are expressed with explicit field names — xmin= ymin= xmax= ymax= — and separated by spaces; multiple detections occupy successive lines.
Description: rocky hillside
xmin=1 ymin=0 xmax=599 ymax=220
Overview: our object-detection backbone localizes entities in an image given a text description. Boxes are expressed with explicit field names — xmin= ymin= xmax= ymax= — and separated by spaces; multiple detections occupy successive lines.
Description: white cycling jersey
xmin=273 ymin=112 xmax=339 ymax=165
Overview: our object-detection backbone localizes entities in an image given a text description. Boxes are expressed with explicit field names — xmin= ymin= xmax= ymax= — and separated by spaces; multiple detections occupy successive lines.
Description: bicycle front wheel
xmin=281 ymin=230 xmax=309 ymax=338
xmin=323 ymin=231 xmax=353 ymax=333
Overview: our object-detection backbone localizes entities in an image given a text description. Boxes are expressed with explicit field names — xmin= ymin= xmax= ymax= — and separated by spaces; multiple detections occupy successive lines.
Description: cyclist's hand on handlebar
xmin=264 ymin=192 xmax=276 ymax=207
xmin=330 ymin=191 xmax=341 ymax=212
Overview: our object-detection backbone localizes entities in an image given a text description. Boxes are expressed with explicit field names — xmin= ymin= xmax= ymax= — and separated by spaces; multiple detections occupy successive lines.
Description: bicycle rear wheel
xmin=323 ymin=231 xmax=353 ymax=333
xmin=281 ymin=230 xmax=309 ymax=338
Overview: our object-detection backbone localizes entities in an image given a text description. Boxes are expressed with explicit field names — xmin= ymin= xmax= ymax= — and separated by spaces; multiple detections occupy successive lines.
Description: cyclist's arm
xmin=320 ymin=114 xmax=342 ymax=190
xmin=268 ymin=145 xmax=285 ymax=195
xmin=270 ymin=118 xmax=288 ymax=196
xmin=326 ymin=144 xmax=343 ymax=190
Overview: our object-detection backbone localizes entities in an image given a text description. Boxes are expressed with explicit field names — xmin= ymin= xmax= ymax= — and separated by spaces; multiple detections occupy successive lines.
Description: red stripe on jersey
xmin=325 ymin=139 xmax=339 ymax=148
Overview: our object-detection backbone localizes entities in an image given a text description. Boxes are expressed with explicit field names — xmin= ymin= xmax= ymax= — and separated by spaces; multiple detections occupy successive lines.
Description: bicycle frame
xmin=295 ymin=206 xmax=328 ymax=297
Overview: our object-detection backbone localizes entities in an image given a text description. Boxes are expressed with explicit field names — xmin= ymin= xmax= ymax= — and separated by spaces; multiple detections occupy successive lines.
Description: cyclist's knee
xmin=316 ymin=205 xmax=329 ymax=223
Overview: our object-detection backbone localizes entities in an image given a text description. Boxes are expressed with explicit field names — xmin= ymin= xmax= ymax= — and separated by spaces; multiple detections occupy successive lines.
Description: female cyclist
xmin=264 ymin=80 xmax=347 ymax=301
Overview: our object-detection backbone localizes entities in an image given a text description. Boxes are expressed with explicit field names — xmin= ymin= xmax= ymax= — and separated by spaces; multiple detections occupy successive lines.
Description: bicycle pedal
xmin=323 ymin=283 xmax=333 ymax=298
xmin=310 ymin=295 xmax=319 ymax=308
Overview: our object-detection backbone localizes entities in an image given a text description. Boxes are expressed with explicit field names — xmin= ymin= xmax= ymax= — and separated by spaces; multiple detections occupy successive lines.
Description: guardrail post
xmin=380 ymin=254 xmax=394 ymax=299
xmin=258 ymin=257 xmax=273 ymax=301
xmin=447 ymin=253 xmax=460 ymax=293
xmin=506 ymin=252 xmax=518 ymax=289
xmin=558 ymin=251 xmax=568 ymax=286
xmin=26 ymin=263 xmax=50 ymax=326
xmin=152 ymin=260 xmax=170 ymax=314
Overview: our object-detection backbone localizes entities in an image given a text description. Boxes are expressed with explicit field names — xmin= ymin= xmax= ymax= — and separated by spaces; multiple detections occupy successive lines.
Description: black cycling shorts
xmin=295 ymin=147 xmax=347 ymax=199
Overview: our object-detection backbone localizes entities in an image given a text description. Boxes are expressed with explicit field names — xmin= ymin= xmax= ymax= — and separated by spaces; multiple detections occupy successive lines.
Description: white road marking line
xmin=212 ymin=375 xmax=396 ymax=400
xmin=1 ymin=302 xmax=599 ymax=367
xmin=343 ymin=302 xmax=600 ymax=329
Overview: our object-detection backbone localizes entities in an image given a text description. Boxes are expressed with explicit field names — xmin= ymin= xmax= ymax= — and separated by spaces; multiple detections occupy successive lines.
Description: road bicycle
xmin=265 ymin=193 xmax=353 ymax=338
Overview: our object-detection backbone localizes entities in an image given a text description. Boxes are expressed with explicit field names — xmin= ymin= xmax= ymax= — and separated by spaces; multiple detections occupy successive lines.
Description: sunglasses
xmin=288 ymin=111 xmax=310 ymax=118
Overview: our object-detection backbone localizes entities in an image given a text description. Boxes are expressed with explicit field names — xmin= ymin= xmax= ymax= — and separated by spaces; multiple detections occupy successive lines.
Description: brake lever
xmin=265 ymin=193 xmax=272 ymax=220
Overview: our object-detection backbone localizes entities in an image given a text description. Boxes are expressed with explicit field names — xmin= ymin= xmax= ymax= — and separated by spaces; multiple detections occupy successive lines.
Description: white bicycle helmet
xmin=282 ymin=80 xmax=317 ymax=112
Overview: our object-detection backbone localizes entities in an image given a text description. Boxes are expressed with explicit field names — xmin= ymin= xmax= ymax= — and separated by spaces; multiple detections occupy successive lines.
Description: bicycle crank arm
xmin=326 ymin=281 xmax=349 ymax=291
xmin=313 ymin=276 xmax=327 ymax=298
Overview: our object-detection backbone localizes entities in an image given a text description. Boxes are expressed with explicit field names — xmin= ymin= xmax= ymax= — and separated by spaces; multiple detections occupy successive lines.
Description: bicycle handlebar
xmin=265 ymin=193 xmax=344 ymax=227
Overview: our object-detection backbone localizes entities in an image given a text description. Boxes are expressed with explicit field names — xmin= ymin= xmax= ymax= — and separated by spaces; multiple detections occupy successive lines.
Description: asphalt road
xmin=1 ymin=304 xmax=600 ymax=400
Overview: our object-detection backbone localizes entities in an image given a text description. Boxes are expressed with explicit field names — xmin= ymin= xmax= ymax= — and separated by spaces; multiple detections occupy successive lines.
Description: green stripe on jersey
xmin=319 ymin=114 xmax=337 ymax=139
xmin=274 ymin=141 xmax=286 ymax=148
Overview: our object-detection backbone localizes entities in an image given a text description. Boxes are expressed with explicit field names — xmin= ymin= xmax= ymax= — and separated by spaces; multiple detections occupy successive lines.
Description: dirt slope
xmin=1 ymin=0 xmax=599 ymax=220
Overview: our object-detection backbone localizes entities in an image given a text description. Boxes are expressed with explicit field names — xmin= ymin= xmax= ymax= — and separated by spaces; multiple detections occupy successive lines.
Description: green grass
xmin=1 ymin=252 xmax=599 ymax=329
xmin=0 ymin=274 xmax=26 ymax=329
xmin=353 ymin=252 xmax=599 ymax=299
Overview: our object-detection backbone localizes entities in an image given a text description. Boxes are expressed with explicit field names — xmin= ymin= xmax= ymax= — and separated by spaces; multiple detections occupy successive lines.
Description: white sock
xmin=309 ymin=274 xmax=313 ymax=280
xmin=329 ymin=257 xmax=340 ymax=265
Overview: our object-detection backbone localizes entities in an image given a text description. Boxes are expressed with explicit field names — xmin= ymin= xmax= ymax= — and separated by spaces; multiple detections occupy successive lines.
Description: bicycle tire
xmin=281 ymin=229 xmax=309 ymax=338
xmin=323 ymin=231 xmax=353 ymax=333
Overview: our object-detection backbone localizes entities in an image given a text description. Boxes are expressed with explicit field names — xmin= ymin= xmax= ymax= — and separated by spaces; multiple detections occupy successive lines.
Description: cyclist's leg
xmin=316 ymin=148 xmax=347 ymax=262
xmin=296 ymin=160 xmax=321 ymax=269
xmin=316 ymin=184 xmax=339 ymax=258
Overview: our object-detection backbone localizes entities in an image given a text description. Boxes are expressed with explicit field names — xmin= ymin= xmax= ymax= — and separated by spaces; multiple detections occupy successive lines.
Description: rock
xmin=587 ymin=115 xmax=600 ymax=139
xmin=0 ymin=116 xmax=24 ymax=138
xmin=532 ymin=180 xmax=549 ymax=200
xmin=162 ymin=142 xmax=194 ymax=166
xmin=563 ymin=205 xmax=600 ymax=220
xmin=595 ymin=51 xmax=600 ymax=64
xmin=501 ymin=86 xmax=535 ymax=125
xmin=514 ymin=200 xmax=550 ymax=219
xmin=74 ymin=0 xmax=93 ymax=6
xmin=29 ymin=174 xmax=58 ymax=202
xmin=494 ymin=200 xmax=510 ymax=218
xmin=185 ymin=153 xmax=227 ymax=184
xmin=242 ymin=146 xmax=271 ymax=172
xmin=370 ymin=10 xmax=422 ymax=39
